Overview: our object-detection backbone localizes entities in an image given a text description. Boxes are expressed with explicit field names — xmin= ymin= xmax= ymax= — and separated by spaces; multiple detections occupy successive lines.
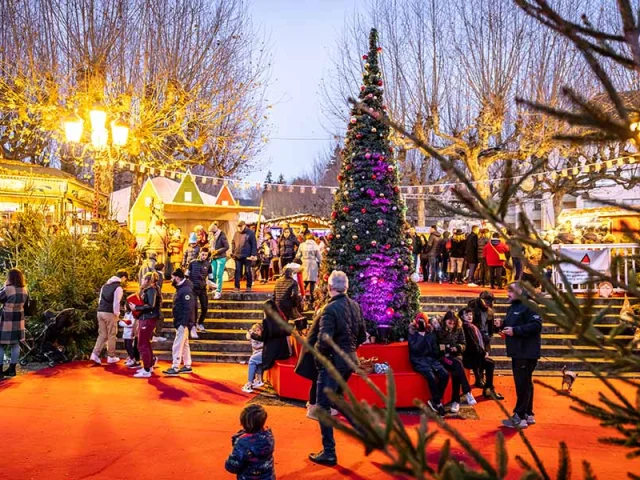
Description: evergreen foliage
xmin=319 ymin=28 xmax=420 ymax=338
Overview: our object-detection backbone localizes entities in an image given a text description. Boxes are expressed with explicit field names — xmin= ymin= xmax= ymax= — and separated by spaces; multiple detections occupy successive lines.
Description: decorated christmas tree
xmin=319 ymin=28 xmax=420 ymax=340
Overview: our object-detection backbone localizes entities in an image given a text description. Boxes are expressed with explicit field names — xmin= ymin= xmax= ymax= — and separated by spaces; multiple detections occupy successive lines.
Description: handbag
xmin=490 ymin=243 xmax=507 ymax=263
xmin=24 ymin=296 xmax=37 ymax=317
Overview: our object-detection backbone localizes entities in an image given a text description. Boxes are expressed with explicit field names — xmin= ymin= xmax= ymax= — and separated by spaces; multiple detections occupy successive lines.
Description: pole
xmin=256 ymin=196 xmax=264 ymax=236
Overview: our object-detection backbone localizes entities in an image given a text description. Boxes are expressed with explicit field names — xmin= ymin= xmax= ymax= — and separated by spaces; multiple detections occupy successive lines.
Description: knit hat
xmin=188 ymin=232 xmax=198 ymax=243
xmin=172 ymin=268 xmax=185 ymax=279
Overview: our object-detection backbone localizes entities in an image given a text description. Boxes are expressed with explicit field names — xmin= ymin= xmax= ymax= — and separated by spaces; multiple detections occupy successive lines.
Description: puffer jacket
xmin=172 ymin=279 xmax=196 ymax=328
xmin=225 ymin=428 xmax=275 ymax=480
xmin=436 ymin=328 xmax=466 ymax=358
xmin=187 ymin=259 xmax=212 ymax=291
xmin=316 ymin=294 xmax=366 ymax=370
xmin=273 ymin=276 xmax=302 ymax=320
xmin=277 ymin=234 xmax=299 ymax=259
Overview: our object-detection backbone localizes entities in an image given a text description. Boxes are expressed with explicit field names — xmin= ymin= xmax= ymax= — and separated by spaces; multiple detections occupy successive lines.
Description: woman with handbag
xmin=482 ymin=233 xmax=510 ymax=289
xmin=0 ymin=268 xmax=29 ymax=380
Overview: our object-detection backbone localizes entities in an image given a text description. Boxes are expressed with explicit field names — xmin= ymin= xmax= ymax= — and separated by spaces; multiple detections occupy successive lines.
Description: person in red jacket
xmin=482 ymin=233 xmax=509 ymax=289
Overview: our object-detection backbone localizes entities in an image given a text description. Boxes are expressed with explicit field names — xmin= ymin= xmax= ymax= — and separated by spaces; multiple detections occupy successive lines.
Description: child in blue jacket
xmin=225 ymin=405 xmax=275 ymax=480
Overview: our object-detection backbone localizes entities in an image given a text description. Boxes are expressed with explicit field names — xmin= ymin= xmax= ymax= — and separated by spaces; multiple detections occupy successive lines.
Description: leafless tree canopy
xmin=323 ymin=0 xmax=636 ymax=214
xmin=0 ymin=0 xmax=270 ymax=192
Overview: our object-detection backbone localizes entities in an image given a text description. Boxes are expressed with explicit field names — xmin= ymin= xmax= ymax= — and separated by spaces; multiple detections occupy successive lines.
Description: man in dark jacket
xmin=232 ymin=221 xmax=258 ymax=292
xmin=187 ymin=248 xmax=212 ymax=336
xmin=465 ymin=225 xmax=480 ymax=286
xmin=449 ymin=229 xmax=466 ymax=284
xmin=477 ymin=228 xmax=491 ymax=287
xmin=409 ymin=313 xmax=449 ymax=417
xmin=496 ymin=282 xmax=542 ymax=429
xmin=309 ymin=270 xmax=366 ymax=467
xmin=208 ymin=221 xmax=229 ymax=300
xmin=163 ymin=268 xmax=196 ymax=376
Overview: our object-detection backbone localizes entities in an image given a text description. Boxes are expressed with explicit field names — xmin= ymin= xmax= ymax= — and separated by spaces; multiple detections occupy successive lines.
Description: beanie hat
xmin=188 ymin=232 xmax=198 ymax=244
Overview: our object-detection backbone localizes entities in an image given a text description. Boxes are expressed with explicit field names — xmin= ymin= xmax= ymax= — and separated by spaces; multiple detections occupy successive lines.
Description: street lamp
xmin=63 ymin=106 xmax=130 ymax=149
xmin=111 ymin=116 xmax=130 ymax=147
xmin=63 ymin=112 xmax=84 ymax=143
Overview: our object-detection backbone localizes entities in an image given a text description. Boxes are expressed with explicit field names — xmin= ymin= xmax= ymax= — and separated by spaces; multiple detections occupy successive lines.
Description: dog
xmin=561 ymin=366 xmax=578 ymax=393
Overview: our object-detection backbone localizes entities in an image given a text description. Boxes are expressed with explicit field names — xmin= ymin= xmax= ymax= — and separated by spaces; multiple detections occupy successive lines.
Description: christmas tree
xmin=320 ymin=28 xmax=420 ymax=339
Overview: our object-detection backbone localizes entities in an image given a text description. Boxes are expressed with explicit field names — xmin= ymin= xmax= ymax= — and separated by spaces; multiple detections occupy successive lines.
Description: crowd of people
xmin=408 ymin=225 xmax=547 ymax=290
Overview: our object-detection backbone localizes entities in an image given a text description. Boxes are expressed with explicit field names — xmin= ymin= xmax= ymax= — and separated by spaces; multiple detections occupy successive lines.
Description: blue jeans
xmin=234 ymin=258 xmax=253 ymax=289
xmin=316 ymin=366 xmax=353 ymax=456
xmin=413 ymin=359 xmax=449 ymax=405
xmin=0 ymin=343 xmax=20 ymax=364
xmin=211 ymin=257 xmax=226 ymax=293
xmin=248 ymin=351 xmax=263 ymax=383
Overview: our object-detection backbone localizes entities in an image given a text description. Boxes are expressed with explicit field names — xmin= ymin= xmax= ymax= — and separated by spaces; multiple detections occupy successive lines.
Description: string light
xmin=110 ymin=153 xmax=639 ymax=195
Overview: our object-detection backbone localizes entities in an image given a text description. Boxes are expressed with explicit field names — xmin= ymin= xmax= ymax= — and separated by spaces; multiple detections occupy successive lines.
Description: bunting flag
xmin=110 ymin=153 xmax=639 ymax=196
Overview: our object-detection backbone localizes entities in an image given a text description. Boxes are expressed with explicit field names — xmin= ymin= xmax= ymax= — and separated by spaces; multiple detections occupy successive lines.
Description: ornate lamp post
xmin=62 ymin=106 xmax=130 ymax=220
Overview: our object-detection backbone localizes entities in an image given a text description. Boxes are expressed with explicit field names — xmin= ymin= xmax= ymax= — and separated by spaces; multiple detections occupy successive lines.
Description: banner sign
xmin=558 ymin=248 xmax=610 ymax=284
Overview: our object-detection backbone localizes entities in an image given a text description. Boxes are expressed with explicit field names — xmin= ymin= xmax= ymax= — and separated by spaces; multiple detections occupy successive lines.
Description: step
xmin=161 ymin=308 xmax=263 ymax=319
xmin=489 ymin=345 xmax=615 ymax=357
xmin=491 ymin=334 xmax=633 ymax=346
xmin=117 ymin=338 xmax=250 ymax=353
xmin=490 ymin=356 xmax=613 ymax=371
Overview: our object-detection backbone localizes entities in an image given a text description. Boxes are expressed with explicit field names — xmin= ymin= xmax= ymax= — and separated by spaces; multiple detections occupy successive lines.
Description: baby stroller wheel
xmin=19 ymin=358 xmax=28 ymax=366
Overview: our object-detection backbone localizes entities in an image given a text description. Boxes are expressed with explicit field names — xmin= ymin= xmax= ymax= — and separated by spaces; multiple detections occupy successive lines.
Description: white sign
xmin=558 ymin=248 xmax=610 ymax=284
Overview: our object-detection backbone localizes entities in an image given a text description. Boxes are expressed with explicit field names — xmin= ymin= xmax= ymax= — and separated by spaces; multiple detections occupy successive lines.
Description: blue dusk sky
xmin=248 ymin=0 xmax=364 ymax=182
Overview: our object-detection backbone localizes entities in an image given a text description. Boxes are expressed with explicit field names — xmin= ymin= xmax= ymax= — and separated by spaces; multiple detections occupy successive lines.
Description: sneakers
xmin=468 ymin=283 xmax=479 ymax=287
xmin=133 ymin=369 xmax=152 ymax=378
xmin=464 ymin=392 xmax=477 ymax=406
xmin=196 ymin=324 xmax=206 ymax=333
xmin=450 ymin=402 xmax=460 ymax=414
xmin=89 ymin=353 xmax=102 ymax=365
xmin=106 ymin=356 xmax=120 ymax=364
xmin=178 ymin=366 xmax=193 ymax=374
xmin=137 ymin=366 xmax=153 ymax=373
xmin=526 ymin=415 xmax=536 ymax=425
xmin=124 ymin=358 xmax=135 ymax=367
xmin=214 ymin=292 xmax=222 ymax=300
xmin=308 ymin=450 xmax=337 ymax=467
xmin=252 ymin=380 xmax=264 ymax=389
xmin=242 ymin=383 xmax=254 ymax=393
xmin=153 ymin=356 xmax=159 ymax=367
xmin=246 ymin=287 xmax=252 ymax=292
xmin=190 ymin=326 xmax=199 ymax=339
xmin=127 ymin=361 xmax=141 ymax=369
xmin=152 ymin=336 xmax=167 ymax=342
xmin=427 ymin=400 xmax=446 ymax=417
xmin=163 ymin=367 xmax=180 ymax=376
xmin=502 ymin=414 xmax=528 ymax=429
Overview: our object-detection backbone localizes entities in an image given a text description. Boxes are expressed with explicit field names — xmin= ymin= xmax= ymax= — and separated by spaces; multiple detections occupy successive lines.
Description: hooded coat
xmin=225 ymin=428 xmax=275 ymax=480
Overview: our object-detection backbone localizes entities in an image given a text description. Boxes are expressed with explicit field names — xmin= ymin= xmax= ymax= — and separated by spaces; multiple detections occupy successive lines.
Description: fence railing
xmin=552 ymin=243 xmax=638 ymax=292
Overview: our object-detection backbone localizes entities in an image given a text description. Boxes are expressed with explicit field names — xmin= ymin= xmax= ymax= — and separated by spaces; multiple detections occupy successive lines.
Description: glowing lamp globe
xmin=89 ymin=106 xmax=107 ymax=130
xmin=63 ymin=114 xmax=84 ymax=143
xmin=111 ymin=118 xmax=130 ymax=147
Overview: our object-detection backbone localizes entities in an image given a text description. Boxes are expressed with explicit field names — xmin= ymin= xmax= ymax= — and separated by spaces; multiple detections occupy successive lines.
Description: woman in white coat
xmin=296 ymin=233 xmax=322 ymax=301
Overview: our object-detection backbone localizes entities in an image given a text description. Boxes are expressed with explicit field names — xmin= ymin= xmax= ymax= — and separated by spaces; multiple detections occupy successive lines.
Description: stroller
xmin=19 ymin=308 xmax=75 ymax=367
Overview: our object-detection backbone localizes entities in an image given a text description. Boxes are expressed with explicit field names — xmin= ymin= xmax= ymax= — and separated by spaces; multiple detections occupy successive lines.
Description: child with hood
xmin=225 ymin=405 xmax=275 ymax=480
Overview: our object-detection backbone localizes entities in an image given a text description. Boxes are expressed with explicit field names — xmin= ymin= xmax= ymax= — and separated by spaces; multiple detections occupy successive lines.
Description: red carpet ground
xmin=1 ymin=362 xmax=637 ymax=479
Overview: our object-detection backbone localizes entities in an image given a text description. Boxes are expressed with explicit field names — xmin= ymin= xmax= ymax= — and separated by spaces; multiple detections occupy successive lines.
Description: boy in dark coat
xmin=162 ymin=269 xmax=196 ymax=376
xmin=409 ymin=313 xmax=449 ymax=416
xmin=225 ymin=405 xmax=275 ymax=480
xmin=465 ymin=226 xmax=480 ymax=286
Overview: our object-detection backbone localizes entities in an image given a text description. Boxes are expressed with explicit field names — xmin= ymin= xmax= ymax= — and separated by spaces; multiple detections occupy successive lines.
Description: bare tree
xmin=0 ymin=0 xmax=270 ymax=206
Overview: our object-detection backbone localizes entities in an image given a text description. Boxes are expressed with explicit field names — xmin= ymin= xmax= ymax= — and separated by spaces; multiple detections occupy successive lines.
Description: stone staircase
xmin=419 ymin=296 xmax=633 ymax=373
xmin=118 ymin=292 xmax=635 ymax=373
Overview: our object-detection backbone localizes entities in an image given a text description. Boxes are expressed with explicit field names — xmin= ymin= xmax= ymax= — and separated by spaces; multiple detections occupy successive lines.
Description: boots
xmin=4 ymin=363 xmax=16 ymax=377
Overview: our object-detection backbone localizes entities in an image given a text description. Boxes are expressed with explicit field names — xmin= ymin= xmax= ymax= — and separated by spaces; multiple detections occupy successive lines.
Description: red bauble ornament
xmin=377 ymin=47 xmax=382 ymax=53
xmin=378 ymin=80 xmax=383 ymax=86
xmin=342 ymin=206 xmax=349 ymax=213
xmin=360 ymin=86 xmax=365 ymax=92
xmin=362 ymin=54 xmax=368 ymax=60
xmin=361 ymin=208 xmax=366 ymax=214
xmin=394 ymin=186 xmax=399 ymax=193
xmin=328 ymin=233 xmax=334 ymax=240
xmin=387 ymin=165 xmax=394 ymax=172
xmin=385 ymin=244 xmax=391 ymax=250
xmin=337 ymin=174 xmax=343 ymax=181
xmin=345 ymin=165 xmax=352 ymax=170
xmin=349 ymin=265 xmax=354 ymax=270
xmin=356 ymin=134 xmax=363 ymax=139
xmin=323 ymin=274 xmax=329 ymax=282
xmin=372 ymin=174 xmax=377 ymax=180
xmin=385 ymin=307 xmax=394 ymax=317
xmin=355 ymin=245 xmax=361 ymax=251
xmin=331 ymin=211 xmax=337 ymax=219
xmin=371 ymin=240 xmax=377 ymax=247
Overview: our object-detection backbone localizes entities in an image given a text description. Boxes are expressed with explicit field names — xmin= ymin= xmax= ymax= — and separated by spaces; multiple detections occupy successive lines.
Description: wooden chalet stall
xmin=110 ymin=172 xmax=259 ymax=261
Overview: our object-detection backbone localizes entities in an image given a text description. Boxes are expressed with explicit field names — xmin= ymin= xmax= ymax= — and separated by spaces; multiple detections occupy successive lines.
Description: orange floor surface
xmin=1 ymin=362 xmax=637 ymax=479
